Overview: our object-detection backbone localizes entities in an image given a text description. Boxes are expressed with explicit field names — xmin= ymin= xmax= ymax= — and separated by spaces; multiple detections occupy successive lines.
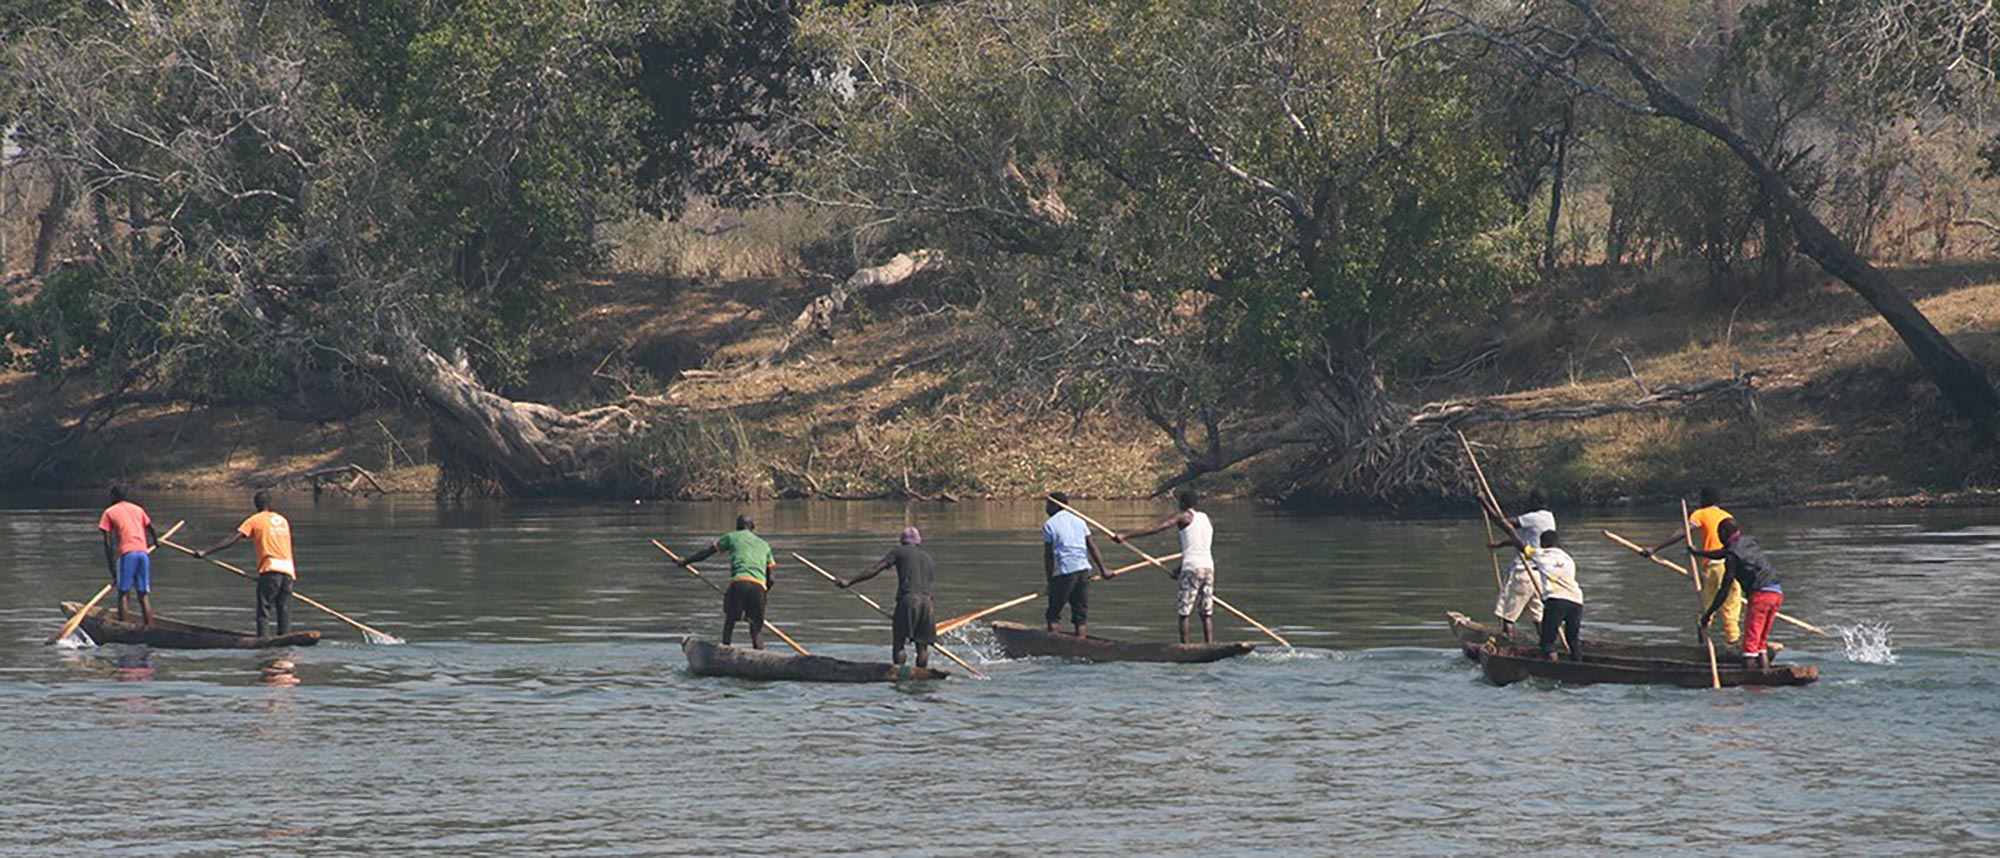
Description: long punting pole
xmin=650 ymin=540 xmax=810 ymax=656
xmin=791 ymin=552 xmax=986 ymax=679
xmin=1600 ymin=530 xmax=1827 ymax=636
xmin=1681 ymin=501 xmax=1724 ymax=691
xmin=1045 ymin=496 xmax=1291 ymax=648
xmin=159 ymin=536 xmax=403 ymax=644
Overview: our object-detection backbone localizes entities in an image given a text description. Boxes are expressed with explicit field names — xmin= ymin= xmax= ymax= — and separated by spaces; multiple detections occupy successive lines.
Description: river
xmin=2 ymin=492 xmax=1996 ymax=854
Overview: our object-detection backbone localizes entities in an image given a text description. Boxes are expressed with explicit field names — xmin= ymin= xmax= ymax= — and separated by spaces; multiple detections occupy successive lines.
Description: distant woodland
xmin=4 ymin=1 xmax=1999 ymax=503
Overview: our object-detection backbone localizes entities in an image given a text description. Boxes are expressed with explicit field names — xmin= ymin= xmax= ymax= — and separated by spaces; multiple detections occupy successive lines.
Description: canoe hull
xmin=57 ymin=601 xmax=320 ymax=649
xmin=1477 ymin=644 xmax=1818 ymax=688
xmin=681 ymin=638 xmax=949 ymax=683
xmin=1446 ymin=611 xmax=1776 ymax=663
xmin=989 ymin=621 xmax=1254 ymax=663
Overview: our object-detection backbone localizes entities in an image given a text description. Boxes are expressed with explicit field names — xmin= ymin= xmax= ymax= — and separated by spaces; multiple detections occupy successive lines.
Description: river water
xmin=1 ymin=492 xmax=1996 ymax=854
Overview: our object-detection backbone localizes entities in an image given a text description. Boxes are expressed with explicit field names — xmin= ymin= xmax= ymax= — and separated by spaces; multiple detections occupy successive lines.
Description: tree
xmin=1435 ymin=0 xmax=2000 ymax=438
xmin=788 ymin=0 xmax=1756 ymax=497
xmin=0 ymin=0 xmax=802 ymax=492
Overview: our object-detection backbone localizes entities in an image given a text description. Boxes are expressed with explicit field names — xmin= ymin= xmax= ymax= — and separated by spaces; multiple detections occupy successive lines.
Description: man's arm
xmin=1643 ymin=527 xmax=1691 ymax=556
xmin=1111 ymin=511 xmax=1187 ymax=544
xmin=194 ymin=531 xmax=245 ymax=559
xmin=679 ymin=542 xmax=722 ymax=567
xmin=103 ymin=531 xmax=118 ymax=577
xmin=765 ymin=560 xmax=778 ymax=590
xmin=1085 ymin=536 xmax=1107 ymax=575
xmin=1700 ymin=567 xmax=1735 ymax=624
xmin=840 ymin=559 xmax=893 ymax=589
xmin=144 ymin=522 xmax=161 ymax=551
xmin=1688 ymin=545 xmax=1727 ymax=561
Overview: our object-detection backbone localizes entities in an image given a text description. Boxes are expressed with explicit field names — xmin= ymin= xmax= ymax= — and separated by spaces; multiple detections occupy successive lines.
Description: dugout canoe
xmin=681 ymin=638 xmax=950 ymax=682
xmin=56 ymin=601 xmax=321 ymax=649
xmin=987 ymin=621 xmax=1255 ymax=663
xmin=1476 ymin=643 xmax=1818 ymax=689
xmin=1446 ymin=611 xmax=1779 ymax=663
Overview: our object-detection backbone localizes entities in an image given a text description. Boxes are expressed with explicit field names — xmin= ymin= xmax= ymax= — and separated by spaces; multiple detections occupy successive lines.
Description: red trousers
xmin=1744 ymin=589 xmax=1783 ymax=657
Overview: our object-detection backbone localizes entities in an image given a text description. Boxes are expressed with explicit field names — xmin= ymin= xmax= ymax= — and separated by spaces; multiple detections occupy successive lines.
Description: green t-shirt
xmin=715 ymin=529 xmax=774 ymax=585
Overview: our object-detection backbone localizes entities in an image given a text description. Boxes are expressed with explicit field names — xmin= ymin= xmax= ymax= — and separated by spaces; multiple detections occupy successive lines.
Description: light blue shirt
xmin=1043 ymin=511 xmax=1093 ymax=576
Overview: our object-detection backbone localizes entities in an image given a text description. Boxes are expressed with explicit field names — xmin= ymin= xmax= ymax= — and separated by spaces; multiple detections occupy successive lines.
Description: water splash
xmin=54 ymin=629 xmax=95 ymax=649
xmin=363 ymin=629 xmax=407 ymax=645
xmin=1835 ymin=623 xmax=1897 ymax=664
xmin=943 ymin=624 xmax=1003 ymax=663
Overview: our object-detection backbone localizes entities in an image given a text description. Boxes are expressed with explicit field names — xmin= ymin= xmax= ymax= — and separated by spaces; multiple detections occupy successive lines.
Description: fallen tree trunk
xmin=384 ymin=328 xmax=643 ymax=496
xmin=756 ymin=250 xmax=939 ymax=368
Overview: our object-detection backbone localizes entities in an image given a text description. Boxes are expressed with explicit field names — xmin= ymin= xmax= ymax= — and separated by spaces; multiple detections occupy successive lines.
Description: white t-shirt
xmin=1528 ymin=546 xmax=1581 ymax=604
xmin=1178 ymin=510 xmax=1214 ymax=570
xmin=1515 ymin=509 xmax=1556 ymax=551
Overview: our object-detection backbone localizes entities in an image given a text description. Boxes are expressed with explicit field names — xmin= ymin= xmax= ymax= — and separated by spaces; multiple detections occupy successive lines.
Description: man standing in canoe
xmin=99 ymin=484 xmax=163 ymax=626
xmin=193 ymin=490 xmax=297 ymax=638
xmin=836 ymin=526 xmax=935 ymax=668
xmin=1042 ymin=491 xmax=1107 ymax=637
xmin=1502 ymin=528 xmax=1582 ymax=661
xmin=1107 ymin=490 xmax=1216 ymax=643
xmin=1488 ymin=489 xmax=1556 ymax=638
xmin=1641 ymin=487 xmax=1743 ymax=646
xmin=1692 ymin=518 xmax=1785 ymax=669
xmin=677 ymin=515 xmax=778 ymax=650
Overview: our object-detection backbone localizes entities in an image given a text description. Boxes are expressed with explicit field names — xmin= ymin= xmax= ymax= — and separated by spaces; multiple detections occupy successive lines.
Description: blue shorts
xmin=116 ymin=551 xmax=151 ymax=594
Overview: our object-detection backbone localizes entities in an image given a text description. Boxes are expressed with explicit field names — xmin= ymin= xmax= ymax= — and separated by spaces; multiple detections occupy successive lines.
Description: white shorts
xmin=1177 ymin=566 xmax=1215 ymax=617
xmin=1494 ymin=559 xmax=1543 ymax=625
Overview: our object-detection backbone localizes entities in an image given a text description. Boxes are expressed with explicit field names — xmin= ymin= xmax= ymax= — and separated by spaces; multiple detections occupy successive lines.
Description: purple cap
xmin=900 ymin=526 xmax=922 ymax=545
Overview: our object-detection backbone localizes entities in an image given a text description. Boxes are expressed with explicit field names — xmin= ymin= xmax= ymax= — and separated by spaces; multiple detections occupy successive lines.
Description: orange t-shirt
xmin=97 ymin=501 xmax=152 ymax=555
xmin=1688 ymin=505 xmax=1733 ymax=552
xmin=237 ymin=511 xmax=296 ymax=577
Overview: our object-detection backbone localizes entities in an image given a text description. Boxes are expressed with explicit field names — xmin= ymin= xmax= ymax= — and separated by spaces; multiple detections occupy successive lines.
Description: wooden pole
xmin=933 ymin=555 xmax=1181 ymax=635
xmin=790 ymin=552 xmax=987 ymax=679
xmin=1480 ymin=509 xmax=1505 ymax=592
xmin=1600 ymin=530 xmax=1828 ymax=636
xmin=158 ymin=538 xmax=403 ymax=644
xmin=650 ymin=540 xmax=810 ymax=656
xmin=1455 ymin=431 xmax=1566 ymax=653
xmin=1682 ymin=501 xmax=1724 ymax=690
xmin=1046 ymin=496 xmax=1291 ymax=648
xmin=48 ymin=521 xmax=183 ymax=644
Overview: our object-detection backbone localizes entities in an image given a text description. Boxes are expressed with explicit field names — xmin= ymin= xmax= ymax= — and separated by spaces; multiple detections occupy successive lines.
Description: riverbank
xmin=6 ymin=260 xmax=1998 ymax=506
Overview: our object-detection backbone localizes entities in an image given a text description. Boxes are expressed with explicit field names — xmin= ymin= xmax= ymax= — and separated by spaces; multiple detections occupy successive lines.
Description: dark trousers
xmin=1539 ymin=598 xmax=1582 ymax=660
xmin=256 ymin=572 xmax=294 ymax=638
xmin=722 ymin=579 xmax=767 ymax=644
xmin=1045 ymin=573 xmax=1089 ymax=626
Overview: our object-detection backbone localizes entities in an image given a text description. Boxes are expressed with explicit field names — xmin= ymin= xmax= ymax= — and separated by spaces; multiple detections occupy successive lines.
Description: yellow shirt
xmin=237 ymin=511 xmax=296 ymax=577
xmin=1688 ymin=506 xmax=1733 ymax=552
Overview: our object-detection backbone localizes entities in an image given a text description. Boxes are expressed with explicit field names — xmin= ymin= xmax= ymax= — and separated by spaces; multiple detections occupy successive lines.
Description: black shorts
xmin=1045 ymin=573 xmax=1088 ymax=625
xmin=723 ymin=579 xmax=767 ymax=628
xmin=893 ymin=594 xmax=935 ymax=646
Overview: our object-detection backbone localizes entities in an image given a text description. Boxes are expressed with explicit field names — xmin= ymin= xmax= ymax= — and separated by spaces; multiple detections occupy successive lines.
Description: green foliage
xmin=797 ymin=0 xmax=1531 ymax=413
xmin=2 ymin=0 xmax=803 ymax=400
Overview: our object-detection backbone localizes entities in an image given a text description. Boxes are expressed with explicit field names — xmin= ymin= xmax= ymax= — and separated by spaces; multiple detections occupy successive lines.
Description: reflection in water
xmin=110 ymin=648 xmax=156 ymax=681
xmin=259 ymin=654 xmax=301 ymax=687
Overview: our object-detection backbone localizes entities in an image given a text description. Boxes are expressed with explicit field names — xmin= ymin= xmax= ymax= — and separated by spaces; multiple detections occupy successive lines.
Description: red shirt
xmin=98 ymin=501 xmax=153 ymax=555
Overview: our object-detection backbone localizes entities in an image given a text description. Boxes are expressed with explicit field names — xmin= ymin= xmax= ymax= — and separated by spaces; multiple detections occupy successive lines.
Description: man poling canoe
xmin=1486 ymin=488 xmax=1556 ymax=639
xmin=1495 ymin=528 xmax=1583 ymax=662
xmin=192 ymin=490 xmax=298 ymax=638
xmin=674 ymin=514 xmax=778 ymax=650
xmin=833 ymin=526 xmax=938 ymax=669
xmin=1690 ymin=518 xmax=1787 ymax=670
xmin=1042 ymin=491 xmax=1109 ymax=637
xmin=1107 ymin=489 xmax=1217 ymax=644
xmin=1640 ymin=487 xmax=1744 ymax=646
xmin=98 ymin=484 xmax=164 ymax=627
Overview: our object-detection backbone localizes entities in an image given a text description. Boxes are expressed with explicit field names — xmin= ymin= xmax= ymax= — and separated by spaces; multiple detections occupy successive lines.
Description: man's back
xmin=884 ymin=544 xmax=935 ymax=598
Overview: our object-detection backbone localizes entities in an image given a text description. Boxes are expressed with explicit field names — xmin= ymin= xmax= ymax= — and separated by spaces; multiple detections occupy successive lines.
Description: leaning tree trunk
xmin=1574 ymin=0 xmax=2000 ymax=438
xmin=386 ymin=329 xmax=642 ymax=495
xmin=30 ymin=169 xmax=74 ymax=275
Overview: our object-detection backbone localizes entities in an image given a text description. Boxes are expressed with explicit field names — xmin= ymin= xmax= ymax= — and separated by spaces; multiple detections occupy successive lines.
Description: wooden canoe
xmin=681 ymin=638 xmax=949 ymax=683
xmin=1445 ymin=611 xmax=1779 ymax=663
xmin=988 ymin=621 xmax=1255 ymax=663
xmin=57 ymin=601 xmax=321 ymax=649
xmin=1476 ymin=644 xmax=1818 ymax=688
